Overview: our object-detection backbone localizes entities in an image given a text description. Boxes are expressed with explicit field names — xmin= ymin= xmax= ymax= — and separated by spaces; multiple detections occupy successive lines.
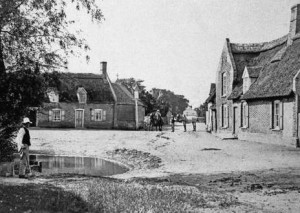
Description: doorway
xmin=75 ymin=109 xmax=84 ymax=128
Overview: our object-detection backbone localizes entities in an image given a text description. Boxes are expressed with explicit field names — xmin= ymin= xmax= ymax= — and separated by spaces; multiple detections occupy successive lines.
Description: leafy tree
xmin=0 ymin=0 xmax=103 ymax=161
xmin=151 ymin=88 xmax=189 ymax=115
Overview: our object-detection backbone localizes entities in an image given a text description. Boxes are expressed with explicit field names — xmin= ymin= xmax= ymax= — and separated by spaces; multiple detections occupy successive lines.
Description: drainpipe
xmin=293 ymin=69 xmax=300 ymax=147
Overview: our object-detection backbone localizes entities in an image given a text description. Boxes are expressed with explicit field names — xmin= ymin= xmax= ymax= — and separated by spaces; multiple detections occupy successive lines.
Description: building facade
xmin=37 ymin=62 xmax=145 ymax=130
xmin=214 ymin=4 xmax=300 ymax=147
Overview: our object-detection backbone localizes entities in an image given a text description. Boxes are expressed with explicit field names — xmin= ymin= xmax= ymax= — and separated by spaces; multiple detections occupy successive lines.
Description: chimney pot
xmin=288 ymin=3 xmax=300 ymax=45
xmin=100 ymin=61 xmax=107 ymax=77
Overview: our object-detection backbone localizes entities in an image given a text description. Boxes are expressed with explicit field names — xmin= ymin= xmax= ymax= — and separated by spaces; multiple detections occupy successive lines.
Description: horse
xmin=150 ymin=112 xmax=163 ymax=131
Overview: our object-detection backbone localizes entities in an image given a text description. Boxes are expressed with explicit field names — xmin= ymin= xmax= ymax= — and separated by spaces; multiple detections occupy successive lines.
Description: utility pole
xmin=134 ymin=85 xmax=139 ymax=130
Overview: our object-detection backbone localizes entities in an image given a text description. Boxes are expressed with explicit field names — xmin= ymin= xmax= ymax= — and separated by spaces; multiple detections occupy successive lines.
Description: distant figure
xmin=170 ymin=113 xmax=176 ymax=132
xmin=182 ymin=106 xmax=198 ymax=132
xmin=182 ymin=114 xmax=187 ymax=132
xmin=16 ymin=117 xmax=32 ymax=178
xmin=151 ymin=110 xmax=163 ymax=131
xmin=155 ymin=109 xmax=161 ymax=118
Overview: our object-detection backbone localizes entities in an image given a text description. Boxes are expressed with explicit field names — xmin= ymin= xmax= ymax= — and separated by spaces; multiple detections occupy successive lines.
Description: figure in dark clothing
xmin=17 ymin=117 xmax=32 ymax=178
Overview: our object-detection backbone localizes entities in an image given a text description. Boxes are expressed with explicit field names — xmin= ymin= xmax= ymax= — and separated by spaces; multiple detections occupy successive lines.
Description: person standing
xmin=170 ymin=113 xmax=176 ymax=132
xmin=182 ymin=114 xmax=187 ymax=132
xmin=17 ymin=117 xmax=32 ymax=178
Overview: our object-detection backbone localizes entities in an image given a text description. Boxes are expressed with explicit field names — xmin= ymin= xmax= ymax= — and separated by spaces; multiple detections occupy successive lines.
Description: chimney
xmin=288 ymin=2 xmax=300 ymax=45
xmin=100 ymin=61 xmax=107 ymax=77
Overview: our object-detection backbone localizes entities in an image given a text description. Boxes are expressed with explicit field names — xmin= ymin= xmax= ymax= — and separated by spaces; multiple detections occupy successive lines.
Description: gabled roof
xmin=112 ymin=83 xmax=144 ymax=106
xmin=242 ymin=38 xmax=300 ymax=100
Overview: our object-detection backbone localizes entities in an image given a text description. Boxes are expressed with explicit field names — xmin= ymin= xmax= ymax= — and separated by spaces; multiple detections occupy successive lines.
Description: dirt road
xmin=1 ymin=123 xmax=300 ymax=212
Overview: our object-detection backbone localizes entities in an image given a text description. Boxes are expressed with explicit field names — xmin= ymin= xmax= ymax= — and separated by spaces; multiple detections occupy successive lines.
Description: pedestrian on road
xmin=192 ymin=118 xmax=197 ymax=132
xmin=170 ymin=113 xmax=176 ymax=132
xmin=17 ymin=117 xmax=32 ymax=178
xmin=182 ymin=114 xmax=187 ymax=132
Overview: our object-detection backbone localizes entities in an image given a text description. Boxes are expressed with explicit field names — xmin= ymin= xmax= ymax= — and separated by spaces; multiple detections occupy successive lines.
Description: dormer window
xmin=77 ymin=87 xmax=87 ymax=104
xmin=47 ymin=89 xmax=59 ymax=103
xmin=242 ymin=66 xmax=261 ymax=94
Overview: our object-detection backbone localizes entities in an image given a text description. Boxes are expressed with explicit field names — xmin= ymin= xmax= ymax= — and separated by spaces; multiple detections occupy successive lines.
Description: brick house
xmin=37 ymin=62 xmax=145 ymax=130
xmin=215 ymin=4 xmax=300 ymax=147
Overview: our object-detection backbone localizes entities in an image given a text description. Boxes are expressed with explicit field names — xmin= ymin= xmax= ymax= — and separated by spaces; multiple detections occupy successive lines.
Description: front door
xmin=75 ymin=109 xmax=84 ymax=128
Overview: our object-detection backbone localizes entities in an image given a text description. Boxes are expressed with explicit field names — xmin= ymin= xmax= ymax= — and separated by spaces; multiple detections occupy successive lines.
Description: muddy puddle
xmin=29 ymin=154 xmax=129 ymax=176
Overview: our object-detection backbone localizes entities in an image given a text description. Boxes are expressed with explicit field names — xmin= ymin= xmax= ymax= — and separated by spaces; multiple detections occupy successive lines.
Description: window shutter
xmin=226 ymin=105 xmax=229 ymax=127
xmin=240 ymin=103 xmax=243 ymax=127
xmin=245 ymin=103 xmax=249 ymax=128
xmin=220 ymin=106 xmax=223 ymax=127
xmin=49 ymin=110 xmax=52 ymax=121
xmin=270 ymin=102 xmax=273 ymax=129
xmin=279 ymin=102 xmax=283 ymax=130
xmin=103 ymin=110 xmax=106 ymax=121
xmin=61 ymin=110 xmax=65 ymax=121
xmin=91 ymin=109 xmax=95 ymax=121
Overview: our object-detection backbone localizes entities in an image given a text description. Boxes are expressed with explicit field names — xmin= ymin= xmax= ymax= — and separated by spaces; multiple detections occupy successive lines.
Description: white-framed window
xmin=49 ymin=109 xmax=65 ymax=122
xmin=77 ymin=87 xmax=87 ymax=104
xmin=95 ymin=109 xmax=103 ymax=121
xmin=221 ymin=104 xmax=228 ymax=128
xmin=91 ymin=109 xmax=107 ymax=121
xmin=241 ymin=102 xmax=249 ymax=128
xmin=271 ymin=100 xmax=283 ymax=130
xmin=222 ymin=73 xmax=227 ymax=96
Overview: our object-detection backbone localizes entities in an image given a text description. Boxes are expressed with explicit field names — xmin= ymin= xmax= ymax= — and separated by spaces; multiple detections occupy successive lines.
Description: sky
xmin=67 ymin=0 xmax=298 ymax=108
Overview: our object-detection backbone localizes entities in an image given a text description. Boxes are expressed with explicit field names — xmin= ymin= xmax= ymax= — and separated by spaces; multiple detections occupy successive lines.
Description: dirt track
xmin=1 ymin=123 xmax=300 ymax=212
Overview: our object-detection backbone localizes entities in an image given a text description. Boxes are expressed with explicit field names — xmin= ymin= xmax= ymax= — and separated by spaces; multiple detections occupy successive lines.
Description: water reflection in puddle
xmin=29 ymin=154 xmax=128 ymax=176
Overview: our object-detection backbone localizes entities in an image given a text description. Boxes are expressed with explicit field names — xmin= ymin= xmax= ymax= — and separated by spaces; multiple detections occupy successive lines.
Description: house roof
xmin=242 ymin=38 xmax=300 ymax=100
xmin=57 ymin=73 xmax=115 ymax=103
xmin=225 ymin=34 xmax=300 ymax=100
xmin=247 ymin=66 xmax=262 ymax=78
xmin=205 ymin=83 xmax=216 ymax=103
xmin=112 ymin=83 xmax=144 ymax=106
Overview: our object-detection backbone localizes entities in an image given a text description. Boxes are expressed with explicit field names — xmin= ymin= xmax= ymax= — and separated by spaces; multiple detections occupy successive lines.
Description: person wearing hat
xmin=17 ymin=117 xmax=32 ymax=178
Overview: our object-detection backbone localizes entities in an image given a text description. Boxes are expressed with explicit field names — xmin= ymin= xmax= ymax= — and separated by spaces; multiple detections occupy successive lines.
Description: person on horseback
xmin=155 ymin=109 xmax=161 ymax=118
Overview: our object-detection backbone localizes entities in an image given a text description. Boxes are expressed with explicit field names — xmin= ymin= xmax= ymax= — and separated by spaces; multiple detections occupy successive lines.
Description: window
xmin=222 ymin=73 xmax=227 ymax=96
xmin=49 ymin=109 xmax=65 ymax=122
xmin=271 ymin=101 xmax=283 ymax=130
xmin=53 ymin=109 xmax=61 ymax=121
xmin=95 ymin=109 xmax=103 ymax=121
xmin=91 ymin=109 xmax=106 ymax=121
xmin=77 ymin=87 xmax=87 ymax=104
xmin=221 ymin=104 xmax=228 ymax=128
xmin=241 ymin=102 xmax=248 ymax=128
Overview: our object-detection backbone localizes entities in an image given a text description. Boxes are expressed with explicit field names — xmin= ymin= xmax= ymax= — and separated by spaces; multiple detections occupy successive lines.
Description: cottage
xmin=214 ymin=4 xmax=300 ymax=147
xmin=36 ymin=62 xmax=145 ymax=130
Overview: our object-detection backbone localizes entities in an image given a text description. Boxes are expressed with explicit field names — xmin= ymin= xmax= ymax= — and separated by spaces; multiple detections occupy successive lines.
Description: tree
xmin=0 ymin=0 xmax=103 ymax=161
xmin=151 ymin=88 xmax=189 ymax=115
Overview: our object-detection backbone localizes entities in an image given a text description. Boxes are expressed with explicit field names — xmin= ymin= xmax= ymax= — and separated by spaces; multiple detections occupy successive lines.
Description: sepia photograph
xmin=1 ymin=0 xmax=300 ymax=212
